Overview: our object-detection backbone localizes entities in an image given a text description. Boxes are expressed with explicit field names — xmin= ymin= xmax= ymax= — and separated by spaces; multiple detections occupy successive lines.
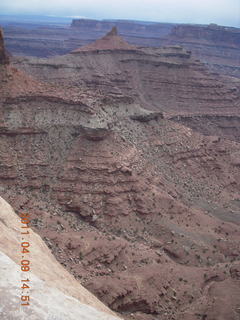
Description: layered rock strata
xmin=0 ymin=28 xmax=240 ymax=320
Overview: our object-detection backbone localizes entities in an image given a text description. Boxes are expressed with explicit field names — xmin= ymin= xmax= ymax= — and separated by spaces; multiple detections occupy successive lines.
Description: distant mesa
xmin=170 ymin=24 xmax=240 ymax=47
xmin=71 ymin=27 xmax=137 ymax=53
xmin=0 ymin=28 xmax=9 ymax=65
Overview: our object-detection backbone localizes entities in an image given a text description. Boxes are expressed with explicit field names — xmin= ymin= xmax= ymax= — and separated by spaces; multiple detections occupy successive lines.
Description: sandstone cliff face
xmin=0 ymin=28 xmax=9 ymax=64
xmin=0 ymin=196 xmax=121 ymax=320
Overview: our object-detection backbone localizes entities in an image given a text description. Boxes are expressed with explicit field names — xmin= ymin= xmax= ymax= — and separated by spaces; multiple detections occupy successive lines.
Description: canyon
xmin=2 ymin=17 xmax=240 ymax=78
xmin=0 ymin=21 xmax=240 ymax=320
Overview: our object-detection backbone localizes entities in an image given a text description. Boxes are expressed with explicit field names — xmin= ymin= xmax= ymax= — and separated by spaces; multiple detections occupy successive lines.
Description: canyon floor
xmin=0 ymin=22 xmax=240 ymax=320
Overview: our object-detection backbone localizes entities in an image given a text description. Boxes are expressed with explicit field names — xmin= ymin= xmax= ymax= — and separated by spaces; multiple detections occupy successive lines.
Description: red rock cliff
xmin=0 ymin=29 xmax=9 ymax=64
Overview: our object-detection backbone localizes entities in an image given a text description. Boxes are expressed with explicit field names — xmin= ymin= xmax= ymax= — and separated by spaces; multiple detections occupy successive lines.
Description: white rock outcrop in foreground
xmin=0 ymin=196 xmax=121 ymax=320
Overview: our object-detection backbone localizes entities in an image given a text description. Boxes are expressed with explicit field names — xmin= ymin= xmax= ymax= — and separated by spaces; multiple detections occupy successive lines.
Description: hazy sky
xmin=0 ymin=0 xmax=239 ymax=27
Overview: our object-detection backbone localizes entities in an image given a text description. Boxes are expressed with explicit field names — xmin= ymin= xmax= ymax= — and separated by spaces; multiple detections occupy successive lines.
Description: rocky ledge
xmin=130 ymin=110 xmax=163 ymax=122
xmin=81 ymin=125 xmax=111 ymax=141
xmin=79 ymin=118 xmax=112 ymax=141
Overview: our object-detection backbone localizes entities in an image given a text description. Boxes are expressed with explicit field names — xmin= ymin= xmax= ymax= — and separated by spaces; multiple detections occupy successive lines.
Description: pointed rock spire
xmin=71 ymin=26 xmax=137 ymax=53
xmin=106 ymin=26 xmax=118 ymax=37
